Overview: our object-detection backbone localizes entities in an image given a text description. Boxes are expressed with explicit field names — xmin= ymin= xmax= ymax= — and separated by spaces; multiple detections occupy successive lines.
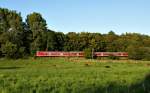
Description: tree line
xmin=0 ymin=8 xmax=150 ymax=60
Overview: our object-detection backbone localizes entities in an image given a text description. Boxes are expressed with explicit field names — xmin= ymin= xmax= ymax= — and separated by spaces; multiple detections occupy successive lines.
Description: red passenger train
xmin=36 ymin=51 xmax=128 ymax=57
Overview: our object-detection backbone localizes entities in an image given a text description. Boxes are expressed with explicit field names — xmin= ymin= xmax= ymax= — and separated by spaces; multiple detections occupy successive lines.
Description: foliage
xmin=26 ymin=12 xmax=47 ymax=52
xmin=1 ymin=41 xmax=17 ymax=58
xmin=1 ymin=41 xmax=25 ymax=59
xmin=127 ymin=46 xmax=141 ymax=60
xmin=108 ymin=54 xmax=119 ymax=60
xmin=84 ymin=48 xmax=95 ymax=59
xmin=0 ymin=8 xmax=26 ymax=59
xmin=140 ymin=47 xmax=150 ymax=61
xmin=1 ymin=7 xmax=150 ymax=59
xmin=127 ymin=46 xmax=150 ymax=60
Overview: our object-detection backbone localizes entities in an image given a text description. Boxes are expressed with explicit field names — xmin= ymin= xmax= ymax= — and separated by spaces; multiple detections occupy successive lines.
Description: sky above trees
xmin=0 ymin=0 xmax=150 ymax=35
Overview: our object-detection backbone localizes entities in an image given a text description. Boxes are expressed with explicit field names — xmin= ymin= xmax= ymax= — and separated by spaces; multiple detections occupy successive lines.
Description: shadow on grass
xmin=94 ymin=73 xmax=150 ymax=93
xmin=129 ymin=73 xmax=150 ymax=93
xmin=0 ymin=66 xmax=23 ymax=70
xmin=53 ymin=73 xmax=150 ymax=93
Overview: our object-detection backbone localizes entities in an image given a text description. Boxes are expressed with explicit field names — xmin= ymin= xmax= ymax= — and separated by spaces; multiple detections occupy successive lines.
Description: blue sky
xmin=0 ymin=0 xmax=150 ymax=35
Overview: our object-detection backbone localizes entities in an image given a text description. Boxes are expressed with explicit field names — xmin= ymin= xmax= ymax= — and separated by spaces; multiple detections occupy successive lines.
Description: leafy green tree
xmin=0 ymin=8 xmax=9 ymax=33
xmin=55 ymin=32 xmax=66 ymax=51
xmin=78 ymin=32 xmax=90 ymax=51
xmin=26 ymin=12 xmax=47 ymax=52
xmin=46 ymin=30 xmax=57 ymax=51
xmin=64 ymin=32 xmax=79 ymax=51
xmin=88 ymin=33 xmax=106 ymax=52
xmin=0 ymin=8 xmax=25 ymax=58
xmin=21 ymin=22 xmax=32 ymax=54
xmin=104 ymin=31 xmax=118 ymax=52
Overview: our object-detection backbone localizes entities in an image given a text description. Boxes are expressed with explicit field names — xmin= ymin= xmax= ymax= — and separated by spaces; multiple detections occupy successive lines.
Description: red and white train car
xmin=94 ymin=52 xmax=128 ymax=57
xmin=36 ymin=51 xmax=128 ymax=57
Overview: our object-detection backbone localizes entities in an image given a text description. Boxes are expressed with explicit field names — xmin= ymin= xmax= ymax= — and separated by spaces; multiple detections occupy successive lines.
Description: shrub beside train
xmin=36 ymin=51 xmax=128 ymax=57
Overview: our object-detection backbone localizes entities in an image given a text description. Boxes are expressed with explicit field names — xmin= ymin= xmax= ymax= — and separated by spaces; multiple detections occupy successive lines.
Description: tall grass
xmin=0 ymin=57 xmax=150 ymax=93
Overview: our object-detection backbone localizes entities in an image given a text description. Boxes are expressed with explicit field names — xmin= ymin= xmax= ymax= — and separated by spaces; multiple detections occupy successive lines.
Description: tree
xmin=55 ymin=32 xmax=66 ymax=51
xmin=26 ymin=12 xmax=47 ymax=53
xmin=0 ymin=8 xmax=25 ymax=58
xmin=104 ymin=31 xmax=118 ymax=52
xmin=64 ymin=32 xmax=79 ymax=51
xmin=78 ymin=32 xmax=90 ymax=51
xmin=46 ymin=30 xmax=57 ymax=51
xmin=0 ymin=8 xmax=9 ymax=33
xmin=88 ymin=33 xmax=105 ymax=52
xmin=21 ymin=22 xmax=32 ymax=54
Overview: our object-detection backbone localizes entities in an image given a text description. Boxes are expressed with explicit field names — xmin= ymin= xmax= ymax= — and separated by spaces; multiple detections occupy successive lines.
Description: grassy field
xmin=0 ymin=57 xmax=150 ymax=93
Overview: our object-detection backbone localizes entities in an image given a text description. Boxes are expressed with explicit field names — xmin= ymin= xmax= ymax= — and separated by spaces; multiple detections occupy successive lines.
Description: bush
xmin=127 ymin=46 xmax=150 ymax=60
xmin=141 ymin=47 xmax=150 ymax=61
xmin=1 ymin=41 xmax=17 ymax=58
xmin=0 ymin=51 xmax=3 ymax=58
xmin=108 ymin=54 xmax=119 ymax=60
xmin=1 ymin=41 xmax=25 ymax=59
xmin=84 ymin=48 xmax=95 ymax=59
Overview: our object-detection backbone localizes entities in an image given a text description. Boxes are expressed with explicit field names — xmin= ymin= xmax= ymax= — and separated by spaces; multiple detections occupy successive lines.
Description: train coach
xmin=36 ymin=51 xmax=128 ymax=57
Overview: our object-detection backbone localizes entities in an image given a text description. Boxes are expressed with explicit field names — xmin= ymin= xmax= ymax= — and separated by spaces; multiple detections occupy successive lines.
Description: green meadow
xmin=0 ymin=58 xmax=150 ymax=93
